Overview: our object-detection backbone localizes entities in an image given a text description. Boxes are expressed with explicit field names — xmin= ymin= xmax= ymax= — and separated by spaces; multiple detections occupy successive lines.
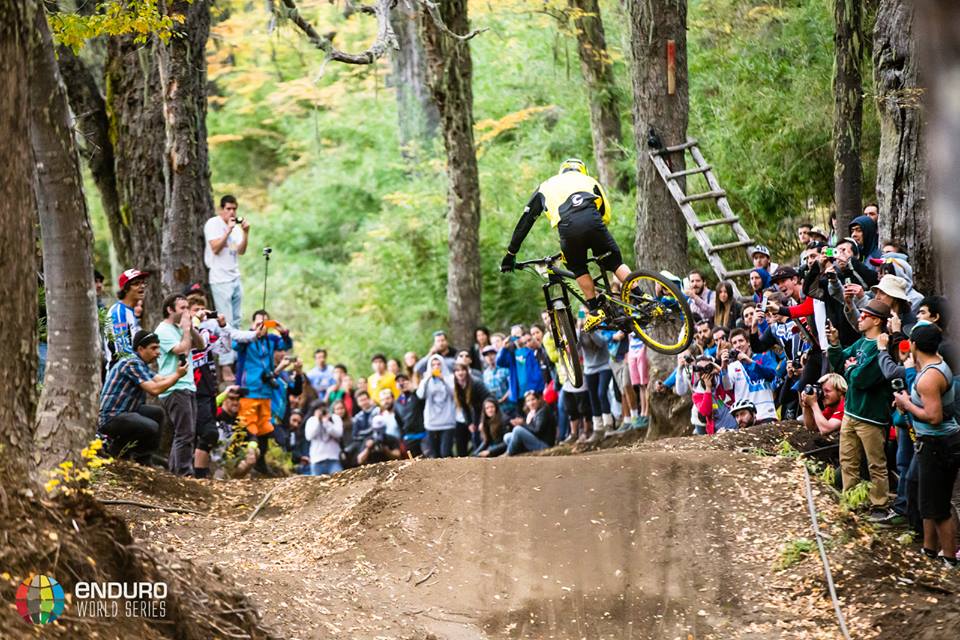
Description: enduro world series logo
xmin=14 ymin=573 xmax=167 ymax=624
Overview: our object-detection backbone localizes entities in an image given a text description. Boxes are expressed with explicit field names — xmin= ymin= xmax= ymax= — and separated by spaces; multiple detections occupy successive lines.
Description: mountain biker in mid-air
xmin=499 ymin=158 xmax=632 ymax=331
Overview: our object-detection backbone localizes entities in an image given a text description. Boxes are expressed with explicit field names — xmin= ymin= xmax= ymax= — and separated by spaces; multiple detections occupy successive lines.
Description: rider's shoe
xmin=583 ymin=308 xmax=606 ymax=332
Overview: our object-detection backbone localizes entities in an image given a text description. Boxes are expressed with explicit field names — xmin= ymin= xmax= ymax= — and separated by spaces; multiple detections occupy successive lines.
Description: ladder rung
xmin=680 ymin=189 xmax=726 ymax=204
xmin=723 ymin=268 xmax=755 ymax=279
xmin=709 ymin=239 xmax=755 ymax=253
xmin=653 ymin=139 xmax=699 ymax=155
xmin=694 ymin=216 xmax=739 ymax=230
xmin=667 ymin=164 xmax=711 ymax=180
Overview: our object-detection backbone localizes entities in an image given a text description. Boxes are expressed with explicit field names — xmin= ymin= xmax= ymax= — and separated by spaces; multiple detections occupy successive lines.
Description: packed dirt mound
xmin=0 ymin=478 xmax=276 ymax=640
xmin=94 ymin=449 xmax=835 ymax=638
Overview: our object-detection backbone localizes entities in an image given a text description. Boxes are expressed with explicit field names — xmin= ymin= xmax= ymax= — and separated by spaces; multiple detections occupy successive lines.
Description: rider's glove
xmin=500 ymin=253 xmax=516 ymax=273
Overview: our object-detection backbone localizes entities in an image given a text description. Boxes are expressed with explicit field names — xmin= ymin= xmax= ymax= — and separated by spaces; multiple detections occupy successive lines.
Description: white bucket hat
xmin=871 ymin=274 xmax=909 ymax=302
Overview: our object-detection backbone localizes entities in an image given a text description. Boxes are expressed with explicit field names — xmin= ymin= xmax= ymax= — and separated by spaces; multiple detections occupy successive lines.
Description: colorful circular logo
xmin=15 ymin=574 xmax=66 ymax=624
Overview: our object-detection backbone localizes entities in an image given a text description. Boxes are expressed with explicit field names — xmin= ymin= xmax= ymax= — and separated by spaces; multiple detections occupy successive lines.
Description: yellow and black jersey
xmin=507 ymin=171 xmax=611 ymax=255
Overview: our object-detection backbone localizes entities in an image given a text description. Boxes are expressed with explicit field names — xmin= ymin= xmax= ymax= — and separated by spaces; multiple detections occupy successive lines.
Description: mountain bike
xmin=511 ymin=252 xmax=693 ymax=387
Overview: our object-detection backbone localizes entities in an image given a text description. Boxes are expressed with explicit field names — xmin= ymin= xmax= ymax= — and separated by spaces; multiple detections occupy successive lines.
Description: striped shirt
xmin=108 ymin=301 xmax=139 ymax=358
xmin=98 ymin=356 xmax=155 ymax=428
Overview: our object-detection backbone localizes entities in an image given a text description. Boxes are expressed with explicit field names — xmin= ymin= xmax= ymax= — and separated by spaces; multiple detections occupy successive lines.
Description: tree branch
xmin=417 ymin=0 xmax=487 ymax=41
xmin=275 ymin=0 xmax=397 ymax=65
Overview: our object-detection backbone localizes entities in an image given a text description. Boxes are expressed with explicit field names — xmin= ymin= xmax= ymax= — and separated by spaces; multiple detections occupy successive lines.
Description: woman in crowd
xmin=403 ymin=351 xmax=420 ymax=386
xmin=713 ymin=280 xmax=742 ymax=331
xmin=387 ymin=358 xmax=402 ymax=377
xmin=304 ymin=400 xmax=343 ymax=476
xmin=748 ymin=268 xmax=771 ymax=304
xmin=331 ymin=398 xmax=353 ymax=455
xmin=326 ymin=366 xmax=357 ymax=416
xmin=579 ymin=318 xmax=614 ymax=441
xmin=470 ymin=327 xmax=491 ymax=372
xmin=475 ymin=397 xmax=507 ymax=457
xmin=453 ymin=363 xmax=490 ymax=456
xmin=417 ymin=354 xmax=457 ymax=458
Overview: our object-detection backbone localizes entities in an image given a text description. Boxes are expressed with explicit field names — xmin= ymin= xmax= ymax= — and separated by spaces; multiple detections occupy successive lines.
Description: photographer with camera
xmin=799 ymin=373 xmax=846 ymax=436
xmin=204 ymin=195 xmax=250 ymax=380
xmin=233 ymin=309 xmax=293 ymax=473
xmin=304 ymin=400 xmax=344 ymax=476
xmin=98 ymin=330 xmax=189 ymax=465
xmin=804 ymin=239 xmax=878 ymax=348
xmin=155 ymin=294 xmax=204 ymax=476
xmin=355 ymin=413 xmax=403 ymax=466
xmin=723 ymin=329 xmax=779 ymax=423
xmin=676 ymin=354 xmax=736 ymax=434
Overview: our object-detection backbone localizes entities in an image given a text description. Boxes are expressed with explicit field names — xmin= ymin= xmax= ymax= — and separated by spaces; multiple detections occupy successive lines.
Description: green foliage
xmin=840 ymin=481 xmax=873 ymax=512
xmin=820 ymin=463 xmax=836 ymax=487
xmin=81 ymin=0 xmax=885 ymax=372
xmin=777 ymin=438 xmax=801 ymax=459
xmin=49 ymin=0 xmax=186 ymax=53
xmin=775 ymin=537 xmax=814 ymax=570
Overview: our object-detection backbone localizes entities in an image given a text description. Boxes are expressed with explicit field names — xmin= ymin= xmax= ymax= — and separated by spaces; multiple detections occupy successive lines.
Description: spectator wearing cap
xmin=873 ymin=252 xmax=924 ymax=311
xmin=827 ymin=298 xmax=895 ymax=522
xmin=395 ymin=373 xmax=426 ymax=456
xmin=481 ymin=345 xmax=513 ymax=417
xmin=809 ymin=226 xmax=830 ymax=244
xmin=862 ymin=275 xmax=919 ymax=347
xmin=98 ymin=330 xmax=188 ymax=464
xmin=751 ymin=245 xmax=779 ymax=276
xmin=108 ymin=268 xmax=150 ymax=362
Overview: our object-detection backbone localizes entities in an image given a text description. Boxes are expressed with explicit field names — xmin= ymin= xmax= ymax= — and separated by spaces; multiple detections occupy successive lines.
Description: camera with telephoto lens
xmin=261 ymin=371 xmax=280 ymax=389
xmin=693 ymin=362 xmax=716 ymax=376
xmin=891 ymin=378 xmax=906 ymax=392
xmin=728 ymin=349 xmax=741 ymax=361
xmin=803 ymin=383 xmax=824 ymax=402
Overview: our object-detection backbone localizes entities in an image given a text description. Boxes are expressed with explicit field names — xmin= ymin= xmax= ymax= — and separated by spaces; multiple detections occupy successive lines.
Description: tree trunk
xmin=569 ymin=0 xmax=624 ymax=190
xmin=420 ymin=0 xmax=482 ymax=350
xmin=57 ymin=46 xmax=123 ymax=254
xmin=918 ymin=1 xmax=960 ymax=310
xmin=105 ymin=35 xmax=166 ymax=326
xmin=390 ymin=1 xmax=439 ymax=158
xmin=0 ymin=0 xmax=39 ymax=480
xmin=873 ymin=0 xmax=935 ymax=292
xmin=30 ymin=8 xmax=102 ymax=473
xmin=158 ymin=0 xmax=213 ymax=296
xmin=833 ymin=0 xmax=864 ymax=234
xmin=625 ymin=0 xmax=688 ymax=277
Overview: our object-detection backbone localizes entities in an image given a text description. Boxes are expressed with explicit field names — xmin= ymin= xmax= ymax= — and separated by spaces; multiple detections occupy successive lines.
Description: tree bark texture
xmin=420 ymin=0 xmax=482 ymax=350
xmin=833 ymin=0 xmax=864 ymax=234
xmin=918 ymin=1 xmax=960 ymax=311
xmin=159 ymin=0 xmax=213 ymax=296
xmin=105 ymin=35 xmax=166 ymax=326
xmin=30 ymin=8 xmax=102 ymax=473
xmin=0 ymin=0 xmax=39 ymax=480
xmin=625 ymin=0 xmax=689 ymax=277
xmin=873 ymin=0 xmax=935 ymax=292
xmin=57 ymin=45 xmax=123 ymax=254
xmin=569 ymin=0 xmax=624 ymax=190
xmin=390 ymin=1 xmax=439 ymax=157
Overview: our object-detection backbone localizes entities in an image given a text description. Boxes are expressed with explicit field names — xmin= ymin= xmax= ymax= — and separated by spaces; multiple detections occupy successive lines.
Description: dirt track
xmin=106 ymin=447 xmax=852 ymax=639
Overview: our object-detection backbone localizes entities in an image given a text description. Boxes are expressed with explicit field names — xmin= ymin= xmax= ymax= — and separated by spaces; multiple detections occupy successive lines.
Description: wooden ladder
xmin=649 ymin=137 xmax=754 ymax=298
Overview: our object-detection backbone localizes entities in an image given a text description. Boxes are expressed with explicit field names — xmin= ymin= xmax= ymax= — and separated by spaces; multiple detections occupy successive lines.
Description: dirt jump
xmin=83 ymin=424 xmax=959 ymax=640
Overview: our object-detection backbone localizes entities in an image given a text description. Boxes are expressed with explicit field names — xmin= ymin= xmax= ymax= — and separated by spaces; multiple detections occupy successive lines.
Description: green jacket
xmin=828 ymin=336 xmax=891 ymax=426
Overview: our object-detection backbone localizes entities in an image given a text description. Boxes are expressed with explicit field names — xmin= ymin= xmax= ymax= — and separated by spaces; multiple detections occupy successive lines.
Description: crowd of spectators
xmin=90 ymin=196 xmax=959 ymax=570
xmin=661 ymin=206 xmax=959 ymax=569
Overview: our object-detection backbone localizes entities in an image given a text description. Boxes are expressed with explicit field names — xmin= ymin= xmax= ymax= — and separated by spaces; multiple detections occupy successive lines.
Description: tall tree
xmin=918 ymin=1 xmax=960 ymax=309
xmin=833 ymin=0 xmax=864 ymax=234
xmin=0 ymin=0 xmax=39 ymax=480
xmin=390 ymin=1 xmax=439 ymax=157
xmin=873 ymin=0 xmax=935 ymax=291
xmin=30 ymin=7 xmax=102 ymax=472
xmin=105 ymin=35 xmax=166 ymax=325
xmin=625 ymin=0 xmax=689 ymax=277
xmin=158 ymin=0 xmax=213 ymax=296
xmin=420 ymin=0 xmax=482 ymax=349
xmin=569 ymin=0 xmax=624 ymax=190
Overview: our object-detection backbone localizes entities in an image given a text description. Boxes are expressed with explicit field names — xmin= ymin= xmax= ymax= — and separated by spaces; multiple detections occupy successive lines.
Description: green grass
xmin=775 ymin=537 xmax=815 ymax=570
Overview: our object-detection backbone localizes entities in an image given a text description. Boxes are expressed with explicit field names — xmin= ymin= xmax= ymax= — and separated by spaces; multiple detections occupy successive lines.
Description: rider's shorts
xmin=557 ymin=210 xmax=622 ymax=277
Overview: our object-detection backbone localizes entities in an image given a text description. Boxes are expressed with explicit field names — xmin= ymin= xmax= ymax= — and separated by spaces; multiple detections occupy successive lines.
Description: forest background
xmin=84 ymin=0 xmax=880 ymax=370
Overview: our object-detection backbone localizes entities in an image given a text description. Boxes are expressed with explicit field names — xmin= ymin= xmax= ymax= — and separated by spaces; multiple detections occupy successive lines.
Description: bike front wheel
xmin=551 ymin=302 xmax=583 ymax=388
xmin=619 ymin=269 xmax=694 ymax=355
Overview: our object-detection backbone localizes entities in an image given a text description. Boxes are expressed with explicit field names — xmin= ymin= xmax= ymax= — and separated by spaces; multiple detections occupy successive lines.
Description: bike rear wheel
xmin=551 ymin=302 xmax=583 ymax=387
xmin=618 ymin=269 xmax=694 ymax=354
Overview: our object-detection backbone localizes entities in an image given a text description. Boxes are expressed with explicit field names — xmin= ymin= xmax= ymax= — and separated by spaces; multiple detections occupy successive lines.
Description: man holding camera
xmin=722 ymin=329 xmax=778 ymax=423
xmin=827 ymin=299 xmax=894 ymax=521
xmin=800 ymin=373 xmax=846 ymax=436
xmin=204 ymin=194 xmax=250 ymax=378
xmin=155 ymin=294 xmax=204 ymax=476
xmin=99 ymin=330 xmax=189 ymax=464
xmin=233 ymin=310 xmax=293 ymax=451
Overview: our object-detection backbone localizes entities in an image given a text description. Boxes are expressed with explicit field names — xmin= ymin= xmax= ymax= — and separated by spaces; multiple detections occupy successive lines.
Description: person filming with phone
xmin=205 ymin=194 xmax=250 ymax=380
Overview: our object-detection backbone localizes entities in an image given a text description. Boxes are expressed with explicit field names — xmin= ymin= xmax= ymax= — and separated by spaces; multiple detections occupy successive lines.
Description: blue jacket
xmin=496 ymin=345 xmax=544 ymax=403
xmin=234 ymin=332 xmax=293 ymax=399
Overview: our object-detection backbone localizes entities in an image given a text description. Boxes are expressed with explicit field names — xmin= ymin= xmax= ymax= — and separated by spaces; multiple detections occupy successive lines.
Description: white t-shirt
xmin=203 ymin=216 xmax=245 ymax=284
